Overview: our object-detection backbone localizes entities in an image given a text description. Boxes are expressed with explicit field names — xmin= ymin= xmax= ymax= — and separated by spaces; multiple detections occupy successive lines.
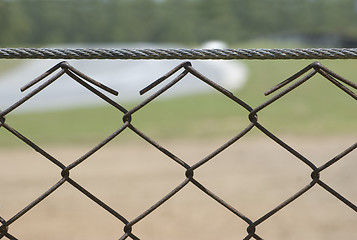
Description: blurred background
xmin=1 ymin=0 xmax=357 ymax=48
xmin=0 ymin=1 xmax=356 ymax=240
xmin=0 ymin=0 xmax=356 ymax=139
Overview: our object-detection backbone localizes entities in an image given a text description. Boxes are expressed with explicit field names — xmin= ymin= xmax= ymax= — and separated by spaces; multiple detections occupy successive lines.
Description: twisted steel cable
xmin=1 ymin=47 xmax=357 ymax=59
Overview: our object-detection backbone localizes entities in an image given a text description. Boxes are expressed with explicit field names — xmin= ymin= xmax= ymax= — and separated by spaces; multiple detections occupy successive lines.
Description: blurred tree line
xmin=0 ymin=0 xmax=356 ymax=47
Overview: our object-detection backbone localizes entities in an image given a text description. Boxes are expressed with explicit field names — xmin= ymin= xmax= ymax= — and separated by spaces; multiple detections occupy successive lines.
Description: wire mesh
xmin=0 ymin=58 xmax=356 ymax=240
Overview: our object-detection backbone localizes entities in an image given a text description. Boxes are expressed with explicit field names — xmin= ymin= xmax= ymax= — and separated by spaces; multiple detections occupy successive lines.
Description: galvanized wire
xmin=0 ymin=60 xmax=356 ymax=240
xmin=1 ymin=47 xmax=357 ymax=59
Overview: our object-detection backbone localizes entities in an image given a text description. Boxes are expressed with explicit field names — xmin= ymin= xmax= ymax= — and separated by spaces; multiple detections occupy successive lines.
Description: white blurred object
xmin=0 ymin=43 xmax=248 ymax=112
xmin=201 ymin=40 xmax=228 ymax=49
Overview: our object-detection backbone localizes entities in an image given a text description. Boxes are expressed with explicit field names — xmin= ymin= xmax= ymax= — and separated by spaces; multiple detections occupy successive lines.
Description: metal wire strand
xmin=0 ymin=59 xmax=355 ymax=239
xmin=1 ymin=47 xmax=357 ymax=59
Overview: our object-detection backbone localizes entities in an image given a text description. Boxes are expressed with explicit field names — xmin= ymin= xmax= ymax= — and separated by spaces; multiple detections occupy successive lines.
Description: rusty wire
xmin=0 ymin=60 xmax=356 ymax=240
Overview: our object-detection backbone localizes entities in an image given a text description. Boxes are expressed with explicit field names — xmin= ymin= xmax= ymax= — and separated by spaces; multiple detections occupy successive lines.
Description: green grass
xmin=0 ymin=93 xmax=250 ymax=147
xmin=0 ymin=59 xmax=25 ymax=75
xmin=240 ymin=59 xmax=357 ymax=133
xmin=0 ymin=43 xmax=356 ymax=147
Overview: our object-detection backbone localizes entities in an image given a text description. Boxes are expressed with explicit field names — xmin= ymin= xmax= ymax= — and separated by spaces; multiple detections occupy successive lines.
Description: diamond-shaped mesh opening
xmin=129 ymin=65 xmax=251 ymax=163
xmin=70 ymin=135 xmax=184 ymax=220
xmin=258 ymin=187 xmax=357 ymax=240
xmin=195 ymin=130 xmax=310 ymax=221
xmin=133 ymin=184 xmax=248 ymax=240
xmin=7 ymin=184 xmax=123 ymax=240
xmin=0 ymin=142 xmax=59 ymax=219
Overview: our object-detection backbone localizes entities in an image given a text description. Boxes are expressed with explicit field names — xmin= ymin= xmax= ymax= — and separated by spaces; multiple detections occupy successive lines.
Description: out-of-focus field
xmin=0 ymin=50 xmax=356 ymax=239
xmin=1 ymin=59 xmax=356 ymax=147
xmin=0 ymin=136 xmax=356 ymax=240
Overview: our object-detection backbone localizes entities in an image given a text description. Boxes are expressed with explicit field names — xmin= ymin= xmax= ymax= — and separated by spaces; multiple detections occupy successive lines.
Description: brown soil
xmin=0 ymin=135 xmax=356 ymax=240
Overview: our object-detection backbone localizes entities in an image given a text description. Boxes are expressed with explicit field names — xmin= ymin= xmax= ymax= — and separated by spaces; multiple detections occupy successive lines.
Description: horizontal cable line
xmin=1 ymin=47 xmax=357 ymax=59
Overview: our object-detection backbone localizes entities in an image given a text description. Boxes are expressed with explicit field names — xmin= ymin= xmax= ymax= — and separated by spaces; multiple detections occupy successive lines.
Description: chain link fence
xmin=0 ymin=48 xmax=356 ymax=239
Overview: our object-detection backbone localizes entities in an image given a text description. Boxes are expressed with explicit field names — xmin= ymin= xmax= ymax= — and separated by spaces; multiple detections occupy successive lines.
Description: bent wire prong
xmin=21 ymin=61 xmax=118 ymax=96
xmin=140 ymin=61 xmax=191 ymax=95
xmin=265 ymin=61 xmax=357 ymax=100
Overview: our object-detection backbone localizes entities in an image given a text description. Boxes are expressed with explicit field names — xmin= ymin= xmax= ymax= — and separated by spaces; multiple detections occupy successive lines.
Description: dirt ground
xmin=0 ymin=135 xmax=356 ymax=240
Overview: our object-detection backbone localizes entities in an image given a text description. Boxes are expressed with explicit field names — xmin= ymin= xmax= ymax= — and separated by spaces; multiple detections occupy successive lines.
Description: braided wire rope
xmin=1 ymin=47 xmax=357 ymax=59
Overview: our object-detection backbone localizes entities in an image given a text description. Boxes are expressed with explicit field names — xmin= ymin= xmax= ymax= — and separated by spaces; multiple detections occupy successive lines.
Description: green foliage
xmin=0 ymin=0 xmax=357 ymax=46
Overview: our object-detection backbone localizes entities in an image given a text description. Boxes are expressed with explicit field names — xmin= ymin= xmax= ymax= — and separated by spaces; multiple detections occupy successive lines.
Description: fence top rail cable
xmin=1 ymin=47 xmax=357 ymax=60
